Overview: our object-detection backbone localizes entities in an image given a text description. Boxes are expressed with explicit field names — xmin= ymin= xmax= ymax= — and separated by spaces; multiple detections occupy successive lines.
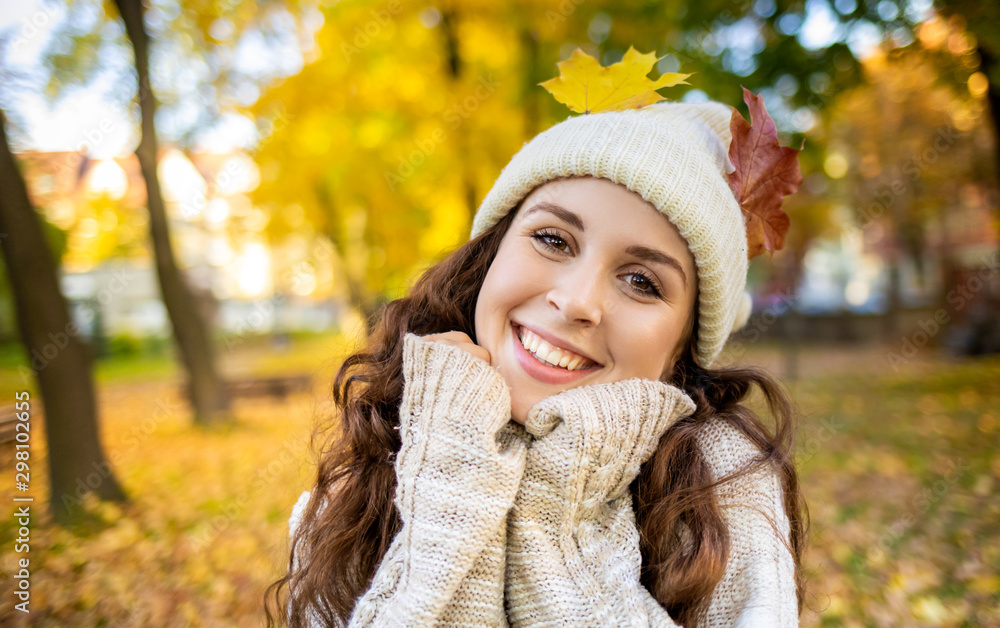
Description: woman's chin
xmin=509 ymin=395 xmax=534 ymax=426
xmin=509 ymin=402 xmax=528 ymax=425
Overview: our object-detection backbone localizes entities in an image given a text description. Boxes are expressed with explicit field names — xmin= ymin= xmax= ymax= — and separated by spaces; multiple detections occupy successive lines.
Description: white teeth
xmin=535 ymin=343 xmax=551 ymax=362
xmin=517 ymin=326 xmax=594 ymax=371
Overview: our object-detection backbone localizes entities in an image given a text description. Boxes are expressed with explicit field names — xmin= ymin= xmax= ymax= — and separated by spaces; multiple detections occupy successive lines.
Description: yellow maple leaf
xmin=539 ymin=46 xmax=691 ymax=114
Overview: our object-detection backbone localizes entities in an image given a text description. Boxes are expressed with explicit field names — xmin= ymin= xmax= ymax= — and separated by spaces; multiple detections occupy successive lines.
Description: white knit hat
xmin=469 ymin=101 xmax=753 ymax=368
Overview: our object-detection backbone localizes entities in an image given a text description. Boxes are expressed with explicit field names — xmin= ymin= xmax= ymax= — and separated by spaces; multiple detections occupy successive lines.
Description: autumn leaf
xmin=539 ymin=46 xmax=690 ymax=114
xmin=728 ymin=87 xmax=803 ymax=258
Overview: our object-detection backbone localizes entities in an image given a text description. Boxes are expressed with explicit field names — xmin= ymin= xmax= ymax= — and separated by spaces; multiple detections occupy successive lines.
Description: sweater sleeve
xmin=285 ymin=334 xmax=527 ymax=627
xmin=289 ymin=490 xmax=312 ymax=543
xmin=692 ymin=417 xmax=799 ymax=628
xmin=287 ymin=490 xmax=330 ymax=628
xmin=348 ymin=332 xmax=527 ymax=626
xmin=505 ymin=378 xmax=696 ymax=627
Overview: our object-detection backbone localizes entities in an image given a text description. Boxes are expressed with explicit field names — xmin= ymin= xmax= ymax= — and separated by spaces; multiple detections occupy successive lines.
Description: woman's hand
xmin=420 ymin=331 xmax=492 ymax=365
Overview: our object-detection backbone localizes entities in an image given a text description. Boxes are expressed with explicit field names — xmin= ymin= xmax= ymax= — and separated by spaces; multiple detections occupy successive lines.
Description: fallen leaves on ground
xmin=0 ymin=340 xmax=997 ymax=626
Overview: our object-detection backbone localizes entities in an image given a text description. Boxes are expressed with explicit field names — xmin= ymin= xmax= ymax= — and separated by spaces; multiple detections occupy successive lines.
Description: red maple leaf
xmin=728 ymin=87 xmax=803 ymax=259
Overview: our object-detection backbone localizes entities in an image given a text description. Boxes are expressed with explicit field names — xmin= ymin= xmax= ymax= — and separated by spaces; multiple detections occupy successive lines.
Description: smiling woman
xmin=267 ymin=95 xmax=806 ymax=627
xmin=475 ymin=177 xmax=698 ymax=423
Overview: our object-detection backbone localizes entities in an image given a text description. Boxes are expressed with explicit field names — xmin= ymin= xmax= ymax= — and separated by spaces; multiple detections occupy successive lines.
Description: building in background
xmin=12 ymin=147 xmax=347 ymax=344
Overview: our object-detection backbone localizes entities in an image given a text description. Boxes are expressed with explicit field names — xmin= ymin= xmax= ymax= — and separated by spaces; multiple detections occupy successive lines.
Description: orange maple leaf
xmin=728 ymin=87 xmax=803 ymax=259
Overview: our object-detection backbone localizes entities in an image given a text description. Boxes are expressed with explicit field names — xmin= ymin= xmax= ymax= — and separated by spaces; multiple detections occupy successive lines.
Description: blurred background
xmin=0 ymin=0 xmax=997 ymax=625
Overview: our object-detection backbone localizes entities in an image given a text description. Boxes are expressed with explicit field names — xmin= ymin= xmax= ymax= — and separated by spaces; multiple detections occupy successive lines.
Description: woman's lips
xmin=511 ymin=322 xmax=600 ymax=385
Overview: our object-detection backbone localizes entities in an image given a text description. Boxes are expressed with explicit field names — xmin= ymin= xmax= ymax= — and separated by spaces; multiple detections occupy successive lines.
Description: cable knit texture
xmin=505 ymin=378 xmax=696 ymax=627
xmin=291 ymin=333 xmax=528 ymax=626
xmin=468 ymin=102 xmax=751 ymax=367
xmin=288 ymin=337 xmax=799 ymax=626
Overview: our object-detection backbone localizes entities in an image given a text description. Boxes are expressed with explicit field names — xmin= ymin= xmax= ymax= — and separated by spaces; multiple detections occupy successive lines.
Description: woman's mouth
xmin=516 ymin=325 xmax=597 ymax=370
xmin=511 ymin=323 xmax=602 ymax=385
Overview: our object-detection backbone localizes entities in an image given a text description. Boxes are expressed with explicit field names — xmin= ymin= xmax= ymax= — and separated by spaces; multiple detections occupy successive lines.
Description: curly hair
xmin=264 ymin=206 xmax=808 ymax=627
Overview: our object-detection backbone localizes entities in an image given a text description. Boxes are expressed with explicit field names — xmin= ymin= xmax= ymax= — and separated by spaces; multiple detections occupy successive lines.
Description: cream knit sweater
xmin=288 ymin=334 xmax=798 ymax=626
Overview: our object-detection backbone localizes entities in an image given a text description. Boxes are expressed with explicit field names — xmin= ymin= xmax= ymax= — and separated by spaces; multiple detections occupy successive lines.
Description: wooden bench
xmin=180 ymin=375 xmax=313 ymax=404
xmin=224 ymin=375 xmax=313 ymax=401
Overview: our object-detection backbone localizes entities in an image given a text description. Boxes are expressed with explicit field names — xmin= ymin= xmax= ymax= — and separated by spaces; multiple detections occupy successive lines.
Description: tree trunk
xmin=318 ymin=230 xmax=378 ymax=330
xmin=439 ymin=8 xmax=478 ymax=222
xmin=879 ymin=79 xmax=903 ymax=340
xmin=977 ymin=45 xmax=1000 ymax=270
xmin=0 ymin=109 xmax=128 ymax=523
xmin=781 ymin=241 xmax=808 ymax=383
xmin=519 ymin=24 xmax=541 ymax=139
xmin=113 ymin=0 xmax=231 ymax=425
xmin=313 ymin=180 xmax=378 ymax=333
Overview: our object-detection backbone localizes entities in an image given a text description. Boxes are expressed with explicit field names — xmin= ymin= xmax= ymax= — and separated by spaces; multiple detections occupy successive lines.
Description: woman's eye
xmin=624 ymin=272 xmax=662 ymax=297
xmin=532 ymin=231 xmax=569 ymax=253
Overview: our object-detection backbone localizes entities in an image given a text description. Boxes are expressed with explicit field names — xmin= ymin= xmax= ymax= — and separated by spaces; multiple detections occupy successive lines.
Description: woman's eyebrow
xmin=523 ymin=202 xmax=688 ymax=288
xmin=522 ymin=202 xmax=585 ymax=231
xmin=625 ymin=245 xmax=689 ymax=289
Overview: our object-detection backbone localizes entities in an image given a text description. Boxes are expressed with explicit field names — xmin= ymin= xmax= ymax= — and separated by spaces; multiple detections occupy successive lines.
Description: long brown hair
xmin=264 ymin=206 xmax=808 ymax=627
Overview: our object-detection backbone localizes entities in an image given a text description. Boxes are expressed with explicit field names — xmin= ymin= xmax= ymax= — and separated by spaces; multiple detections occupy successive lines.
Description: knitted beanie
xmin=469 ymin=101 xmax=752 ymax=368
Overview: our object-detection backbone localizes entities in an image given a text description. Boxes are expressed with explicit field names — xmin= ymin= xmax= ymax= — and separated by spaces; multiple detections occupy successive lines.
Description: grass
xmin=0 ymin=330 xmax=359 ymax=402
xmin=787 ymin=352 xmax=1000 ymax=626
xmin=0 ymin=335 xmax=997 ymax=626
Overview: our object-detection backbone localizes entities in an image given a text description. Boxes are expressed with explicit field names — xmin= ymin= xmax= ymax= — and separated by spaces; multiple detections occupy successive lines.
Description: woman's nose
xmin=546 ymin=267 xmax=605 ymax=326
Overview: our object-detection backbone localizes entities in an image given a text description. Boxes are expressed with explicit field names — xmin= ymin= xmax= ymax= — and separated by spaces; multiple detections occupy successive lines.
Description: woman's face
xmin=474 ymin=176 xmax=698 ymax=424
